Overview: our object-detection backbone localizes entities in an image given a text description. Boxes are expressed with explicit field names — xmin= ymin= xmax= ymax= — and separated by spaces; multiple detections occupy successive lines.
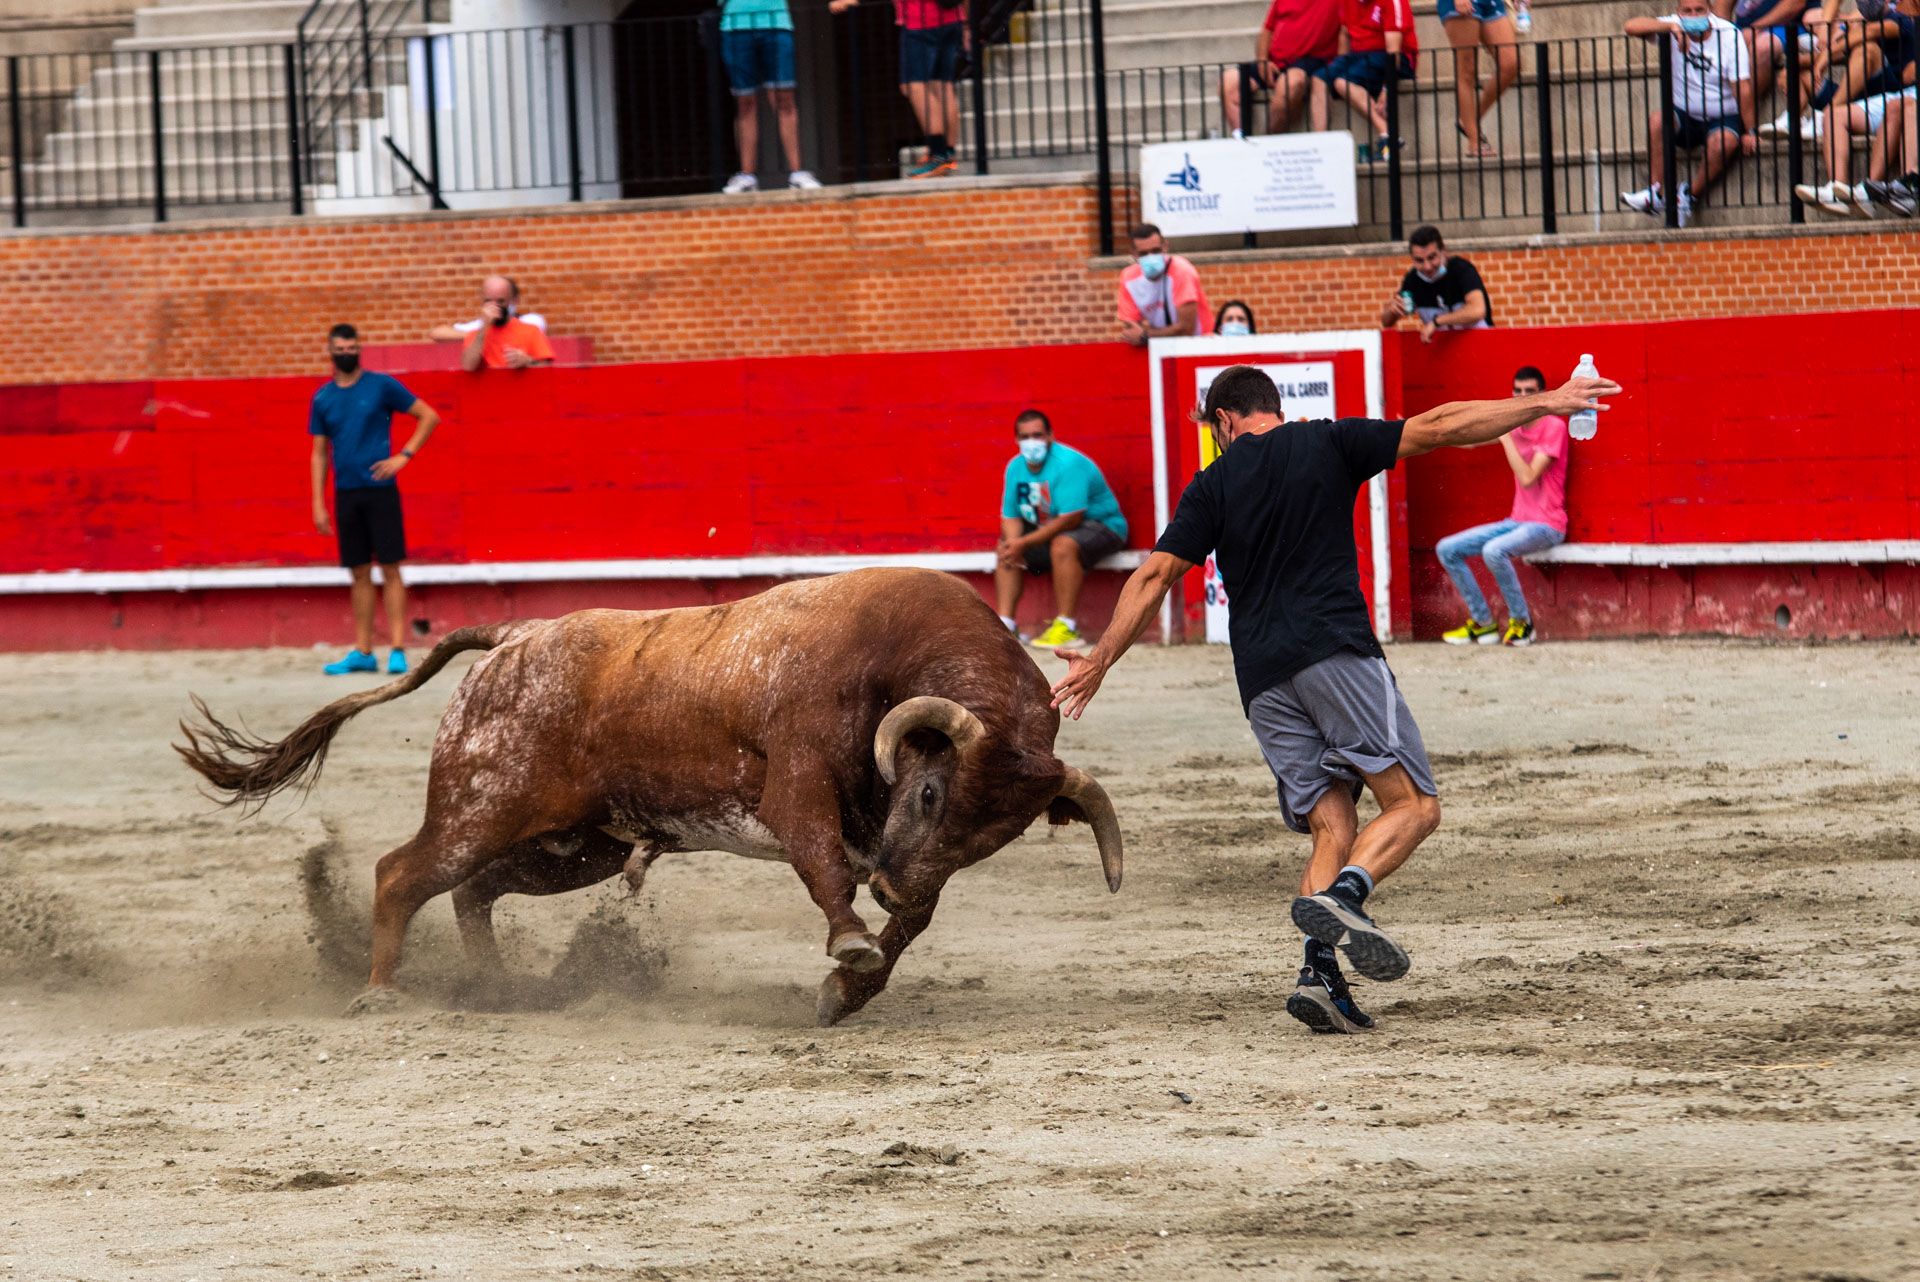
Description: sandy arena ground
xmin=2 ymin=637 xmax=1918 ymax=1282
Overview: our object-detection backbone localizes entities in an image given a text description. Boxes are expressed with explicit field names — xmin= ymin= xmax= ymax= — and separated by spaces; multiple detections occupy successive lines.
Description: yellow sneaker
xmin=1441 ymin=619 xmax=1499 ymax=646
xmin=1501 ymin=617 xmax=1536 ymax=647
xmin=1031 ymin=617 xmax=1084 ymax=649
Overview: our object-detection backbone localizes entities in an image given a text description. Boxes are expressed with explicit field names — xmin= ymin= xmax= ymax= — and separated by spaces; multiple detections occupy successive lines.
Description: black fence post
xmin=1535 ymin=40 xmax=1555 ymax=235
xmin=1785 ymin=23 xmax=1804 ymax=223
xmin=1090 ymin=0 xmax=1113 ymax=256
xmin=969 ymin=0 xmax=989 ymax=175
xmin=1656 ymin=34 xmax=1677 ymax=228
xmin=421 ymin=29 xmax=442 ymax=197
xmin=1385 ymin=69 xmax=1403 ymax=241
xmin=701 ymin=11 xmax=729 ymax=188
xmin=283 ymin=43 xmax=304 ymax=215
xmin=7 ymin=55 xmax=24 ymax=228
xmin=148 ymin=49 xmax=167 ymax=223
xmin=358 ymin=0 xmax=374 ymax=92
xmin=563 ymin=24 xmax=583 ymax=201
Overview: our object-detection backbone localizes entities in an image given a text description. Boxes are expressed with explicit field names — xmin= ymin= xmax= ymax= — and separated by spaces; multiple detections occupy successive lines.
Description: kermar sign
xmin=1140 ymin=134 xmax=1358 ymax=237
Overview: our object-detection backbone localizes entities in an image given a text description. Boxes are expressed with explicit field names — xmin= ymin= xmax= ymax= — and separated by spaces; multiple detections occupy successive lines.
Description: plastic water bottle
xmin=1569 ymin=353 xmax=1599 ymax=441
xmin=1514 ymin=0 xmax=1533 ymax=35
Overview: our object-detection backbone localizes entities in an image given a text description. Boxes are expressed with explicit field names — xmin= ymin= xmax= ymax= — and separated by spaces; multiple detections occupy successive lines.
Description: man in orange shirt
xmin=459 ymin=274 xmax=556 ymax=371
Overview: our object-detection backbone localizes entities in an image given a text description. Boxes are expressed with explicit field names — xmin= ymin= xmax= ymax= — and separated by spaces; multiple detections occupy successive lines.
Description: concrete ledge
xmin=1527 ymin=541 xmax=1920 ymax=567
xmin=0 ymin=549 xmax=1150 ymax=596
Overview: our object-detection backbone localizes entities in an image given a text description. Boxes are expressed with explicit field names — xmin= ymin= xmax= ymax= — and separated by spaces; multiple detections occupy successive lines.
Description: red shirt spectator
xmin=1265 ymin=0 xmax=1341 ymax=65
xmin=1340 ymin=0 xmax=1417 ymax=57
xmin=896 ymin=0 xmax=964 ymax=29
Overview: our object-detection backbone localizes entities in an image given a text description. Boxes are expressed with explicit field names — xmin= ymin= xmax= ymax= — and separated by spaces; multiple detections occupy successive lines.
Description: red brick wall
xmin=4 ymin=181 xmax=1919 ymax=385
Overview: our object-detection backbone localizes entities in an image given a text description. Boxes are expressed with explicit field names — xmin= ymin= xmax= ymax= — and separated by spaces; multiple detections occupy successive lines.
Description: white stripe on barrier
xmin=0 ymin=550 xmax=1151 ymax=597
xmin=1526 ymin=541 xmax=1920 ymax=567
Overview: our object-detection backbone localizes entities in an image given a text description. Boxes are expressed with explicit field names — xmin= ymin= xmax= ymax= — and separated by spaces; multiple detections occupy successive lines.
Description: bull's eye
xmin=920 ymin=783 xmax=937 ymax=812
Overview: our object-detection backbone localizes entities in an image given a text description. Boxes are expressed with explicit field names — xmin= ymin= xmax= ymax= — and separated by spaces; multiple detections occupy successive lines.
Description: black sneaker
xmin=1287 ymin=965 xmax=1375 ymax=1034
xmin=1291 ymin=892 xmax=1411 ymax=982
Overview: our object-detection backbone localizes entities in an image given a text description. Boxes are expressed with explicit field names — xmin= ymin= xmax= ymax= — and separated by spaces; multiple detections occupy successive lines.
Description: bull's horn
xmin=1058 ymin=766 xmax=1123 ymax=893
xmin=873 ymin=696 xmax=987 ymax=784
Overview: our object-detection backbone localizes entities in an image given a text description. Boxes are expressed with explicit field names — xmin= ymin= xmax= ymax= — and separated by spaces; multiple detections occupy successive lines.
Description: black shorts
xmin=1674 ymin=109 xmax=1743 ymax=150
xmin=335 ymin=485 xmax=407 ymax=568
xmin=900 ymin=22 xmax=963 ymax=84
xmin=1020 ymin=519 xmax=1125 ymax=574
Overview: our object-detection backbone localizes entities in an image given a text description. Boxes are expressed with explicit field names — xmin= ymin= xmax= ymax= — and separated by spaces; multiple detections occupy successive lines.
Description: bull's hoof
xmin=828 ymin=931 xmax=886 ymax=974
xmin=344 ymin=985 xmax=404 ymax=1017
xmin=816 ymin=973 xmax=851 ymax=1026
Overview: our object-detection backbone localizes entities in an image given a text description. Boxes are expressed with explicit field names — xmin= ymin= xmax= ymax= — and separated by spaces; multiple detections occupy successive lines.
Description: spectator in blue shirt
xmin=309 ymin=323 xmax=441 ymax=677
xmin=995 ymin=409 xmax=1129 ymax=649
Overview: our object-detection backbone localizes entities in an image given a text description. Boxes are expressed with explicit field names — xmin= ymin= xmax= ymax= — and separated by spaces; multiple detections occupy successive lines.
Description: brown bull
xmin=176 ymin=568 xmax=1122 ymax=1024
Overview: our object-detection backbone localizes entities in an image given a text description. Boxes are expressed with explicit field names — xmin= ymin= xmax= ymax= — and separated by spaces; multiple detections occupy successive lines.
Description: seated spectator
xmin=428 ymin=275 xmax=547 ymax=342
xmin=460 ymin=276 xmax=555 ymax=372
xmin=1757 ymin=0 xmax=1905 ymax=139
xmin=1796 ymin=74 xmax=1917 ymax=213
xmin=1117 ymin=223 xmax=1214 ymax=345
xmin=1619 ymin=0 xmax=1757 ymax=227
xmin=1439 ymin=0 xmax=1521 ymax=158
xmin=1215 ymin=299 xmax=1258 ymax=336
xmin=1732 ymin=0 xmax=1825 ymax=124
xmin=1435 ymin=365 xmax=1568 ymax=648
xmin=1218 ymin=0 xmax=1338 ymax=138
xmin=995 ymin=409 xmax=1129 ymax=650
xmin=1315 ymin=0 xmax=1418 ymax=162
xmin=1379 ymin=225 xmax=1494 ymax=340
xmin=1861 ymin=64 xmax=1919 ymax=212
xmin=719 ymin=0 xmax=822 ymax=192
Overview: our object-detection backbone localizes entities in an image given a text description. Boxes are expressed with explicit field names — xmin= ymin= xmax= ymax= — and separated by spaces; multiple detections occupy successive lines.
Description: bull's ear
xmin=1048 ymin=795 xmax=1089 ymax=827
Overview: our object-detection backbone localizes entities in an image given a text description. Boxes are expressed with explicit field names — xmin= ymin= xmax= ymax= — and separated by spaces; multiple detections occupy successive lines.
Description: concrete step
xmin=130 ymin=0 xmax=310 ymax=42
xmin=42 ymin=120 xmax=291 ymax=165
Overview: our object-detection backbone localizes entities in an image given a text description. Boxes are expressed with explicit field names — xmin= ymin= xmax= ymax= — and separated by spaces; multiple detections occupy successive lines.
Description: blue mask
xmin=1018 ymin=439 xmax=1050 ymax=465
xmin=1678 ymin=15 xmax=1712 ymax=35
xmin=1219 ymin=320 xmax=1251 ymax=337
xmin=1137 ymin=252 xmax=1168 ymax=281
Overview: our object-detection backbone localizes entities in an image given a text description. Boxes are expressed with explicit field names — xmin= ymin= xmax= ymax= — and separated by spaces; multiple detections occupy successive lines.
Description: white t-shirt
xmin=1666 ymin=15 xmax=1751 ymax=121
xmin=452 ymin=311 xmax=547 ymax=334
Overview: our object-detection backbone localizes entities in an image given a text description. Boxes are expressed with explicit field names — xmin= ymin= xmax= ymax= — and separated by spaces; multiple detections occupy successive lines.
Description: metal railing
xmin=4 ymin=6 xmax=1913 ymax=242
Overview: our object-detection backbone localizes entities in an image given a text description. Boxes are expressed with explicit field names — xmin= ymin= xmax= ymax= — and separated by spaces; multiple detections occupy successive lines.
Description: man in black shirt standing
xmin=1050 ymin=363 xmax=1618 ymax=1034
xmin=1380 ymin=224 xmax=1495 ymax=342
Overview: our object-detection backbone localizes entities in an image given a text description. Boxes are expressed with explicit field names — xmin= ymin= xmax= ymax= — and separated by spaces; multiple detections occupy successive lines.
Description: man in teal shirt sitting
xmin=995 ymin=408 xmax=1130 ymax=649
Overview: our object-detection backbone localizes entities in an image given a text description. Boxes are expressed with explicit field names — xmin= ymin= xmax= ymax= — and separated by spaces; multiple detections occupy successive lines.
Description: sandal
xmin=1456 ymin=122 xmax=1498 ymax=157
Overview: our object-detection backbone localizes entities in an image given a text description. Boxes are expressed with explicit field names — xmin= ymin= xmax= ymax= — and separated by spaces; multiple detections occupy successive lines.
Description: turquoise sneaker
xmin=387 ymin=649 xmax=408 ymax=675
xmin=323 ymin=649 xmax=377 ymax=675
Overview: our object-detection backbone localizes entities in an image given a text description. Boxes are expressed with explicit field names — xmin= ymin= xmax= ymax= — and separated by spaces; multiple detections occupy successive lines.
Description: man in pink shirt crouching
xmin=1435 ymin=364 xmax=1570 ymax=647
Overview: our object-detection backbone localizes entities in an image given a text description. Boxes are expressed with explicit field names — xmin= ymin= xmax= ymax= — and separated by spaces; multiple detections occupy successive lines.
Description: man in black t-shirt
xmin=1380 ymin=224 xmax=1494 ymax=342
xmin=1050 ymin=363 xmax=1618 ymax=1035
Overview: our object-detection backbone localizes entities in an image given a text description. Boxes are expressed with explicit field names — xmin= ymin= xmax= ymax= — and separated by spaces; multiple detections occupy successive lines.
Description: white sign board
xmin=1192 ymin=361 xmax=1339 ymax=644
xmin=1139 ymin=133 xmax=1358 ymax=238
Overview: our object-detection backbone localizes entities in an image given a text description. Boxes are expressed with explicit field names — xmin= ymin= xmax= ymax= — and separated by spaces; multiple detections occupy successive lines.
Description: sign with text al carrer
xmin=1140 ymin=134 xmax=1358 ymax=238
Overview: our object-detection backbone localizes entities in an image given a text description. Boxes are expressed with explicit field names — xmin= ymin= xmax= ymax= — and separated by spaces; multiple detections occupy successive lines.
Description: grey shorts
xmin=1248 ymin=650 xmax=1439 ymax=834
xmin=1021 ymin=518 xmax=1125 ymax=574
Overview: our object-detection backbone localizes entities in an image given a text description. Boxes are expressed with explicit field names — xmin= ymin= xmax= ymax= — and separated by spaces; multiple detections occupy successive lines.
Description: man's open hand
xmin=1541 ymin=374 xmax=1624 ymax=418
xmin=1049 ymin=649 xmax=1109 ymax=720
xmin=370 ymin=455 xmax=408 ymax=482
xmin=502 ymin=347 xmax=533 ymax=370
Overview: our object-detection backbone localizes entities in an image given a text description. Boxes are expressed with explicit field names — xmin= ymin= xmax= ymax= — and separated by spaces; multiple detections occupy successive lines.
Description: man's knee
xmin=349 ymin=564 xmax=374 ymax=583
xmin=1308 ymin=798 xmax=1359 ymax=846
xmin=1395 ymin=791 xmax=1442 ymax=840
xmin=1049 ymin=533 xmax=1081 ymax=561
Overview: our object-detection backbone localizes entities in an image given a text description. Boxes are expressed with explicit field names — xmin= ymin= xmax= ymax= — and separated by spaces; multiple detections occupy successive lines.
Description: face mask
xmin=331 ymin=352 xmax=360 ymax=374
xmin=1220 ymin=320 xmax=1251 ymax=337
xmin=1018 ymin=439 xmax=1050 ymax=465
xmin=1677 ymin=15 xmax=1712 ymax=35
xmin=1415 ymin=261 xmax=1447 ymax=283
xmin=1137 ymin=252 xmax=1168 ymax=281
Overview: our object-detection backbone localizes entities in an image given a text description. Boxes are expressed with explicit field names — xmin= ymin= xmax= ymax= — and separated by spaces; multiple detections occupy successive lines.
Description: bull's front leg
xmin=759 ymin=750 xmax=885 ymax=975
xmin=816 ymin=894 xmax=939 ymax=1027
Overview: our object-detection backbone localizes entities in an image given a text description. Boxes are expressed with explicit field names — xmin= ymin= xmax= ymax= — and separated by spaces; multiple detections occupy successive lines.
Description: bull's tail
xmin=175 ymin=622 xmax=515 ymax=811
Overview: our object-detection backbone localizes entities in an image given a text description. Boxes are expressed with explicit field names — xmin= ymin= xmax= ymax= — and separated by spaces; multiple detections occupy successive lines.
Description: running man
xmin=1049 ymin=364 xmax=1619 ymax=1033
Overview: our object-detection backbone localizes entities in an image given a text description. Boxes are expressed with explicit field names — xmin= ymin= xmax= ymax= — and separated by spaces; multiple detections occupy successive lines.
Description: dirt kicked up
xmin=2 ymin=639 xmax=1917 ymax=1282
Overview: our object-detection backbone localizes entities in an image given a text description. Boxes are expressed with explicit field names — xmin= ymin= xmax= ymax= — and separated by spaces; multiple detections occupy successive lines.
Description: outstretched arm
xmin=1049 ymin=551 xmax=1194 ymax=719
xmin=1399 ymin=375 xmax=1620 ymax=459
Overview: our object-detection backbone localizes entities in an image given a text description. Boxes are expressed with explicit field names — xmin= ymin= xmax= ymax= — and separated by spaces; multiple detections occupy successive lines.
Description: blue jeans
xmin=1436 ymin=519 xmax=1564 ymax=624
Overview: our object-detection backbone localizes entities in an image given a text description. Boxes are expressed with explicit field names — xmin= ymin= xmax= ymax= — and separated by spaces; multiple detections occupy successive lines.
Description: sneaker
xmin=1031 ymin=617 xmax=1084 ymax=649
xmin=907 ymin=150 xmax=957 ymax=179
xmin=1370 ymin=134 xmax=1403 ymax=162
xmin=1675 ymin=182 xmax=1695 ymax=227
xmin=1620 ymin=183 xmax=1663 ymax=217
xmin=1758 ymin=110 xmax=1799 ymax=139
xmin=1501 ymin=617 xmax=1535 ymax=647
xmin=323 ymin=649 xmax=377 ymax=675
xmin=388 ymin=649 xmax=408 ymax=675
xmin=787 ymin=169 xmax=822 ymax=190
xmin=721 ymin=172 xmax=758 ymax=194
xmin=1291 ymin=892 xmax=1411 ymax=982
xmin=1863 ymin=177 xmax=1918 ymax=217
xmin=1797 ymin=180 xmax=1858 ymax=217
xmin=1287 ymin=965 xmax=1375 ymax=1034
xmin=1841 ymin=182 xmax=1877 ymax=218
xmin=1441 ymin=618 xmax=1500 ymax=646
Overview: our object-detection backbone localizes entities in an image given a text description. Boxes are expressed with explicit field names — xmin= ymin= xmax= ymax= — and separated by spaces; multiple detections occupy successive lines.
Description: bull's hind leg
xmin=450 ymin=829 xmax=633 ymax=974
xmin=363 ymin=815 xmax=526 ymax=997
xmin=815 ymin=895 xmax=939 ymax=1027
